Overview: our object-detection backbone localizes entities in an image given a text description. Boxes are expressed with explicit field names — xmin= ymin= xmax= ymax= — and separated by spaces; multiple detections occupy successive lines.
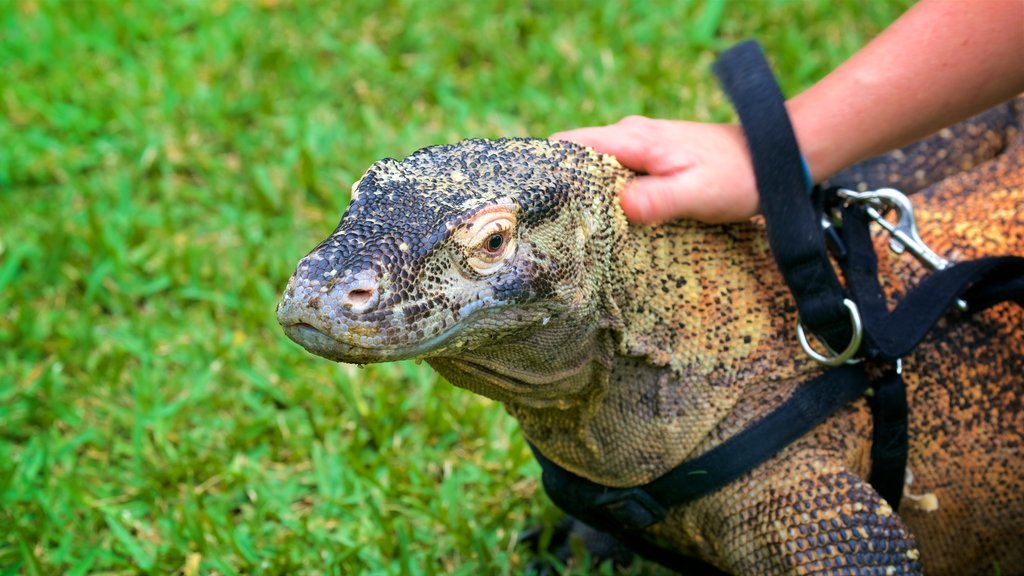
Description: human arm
xmin=551 ymin=0 xmax=1024 ymax=224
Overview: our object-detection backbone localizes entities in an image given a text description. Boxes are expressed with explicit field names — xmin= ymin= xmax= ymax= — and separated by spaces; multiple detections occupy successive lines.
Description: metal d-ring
xmin=796 ymin=298 xmax=863 ymax=366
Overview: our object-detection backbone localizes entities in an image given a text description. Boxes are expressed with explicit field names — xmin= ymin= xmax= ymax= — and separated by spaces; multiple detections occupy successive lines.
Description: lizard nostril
xmin=346 ymin=287 xmax=375 ymax=306
xmin=339 ymin=273 xmax=381 ymax=313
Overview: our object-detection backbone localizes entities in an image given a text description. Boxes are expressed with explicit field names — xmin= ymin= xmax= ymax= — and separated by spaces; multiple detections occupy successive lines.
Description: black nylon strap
xmin=813 ymin=203 xmax=906 ymax=508
xmin=712 ymin=40 xmax=853 ymax=352
xmin=835 ymin=199 xmax=1024 ymax=360
xmin=530 ymin=364 xmax=873 ymax=535
xmin=866 ymin=369 xmax=909 ymax=509
xmin=833 ymin=202 xmax=891 ymax=359
xmin=643 ymin=363 xmax=870 ymax=504
xmin=870 ymin=257 xmax=1024 ymax=358
xmin=835 ymin=201 xmax=1023 ymax=507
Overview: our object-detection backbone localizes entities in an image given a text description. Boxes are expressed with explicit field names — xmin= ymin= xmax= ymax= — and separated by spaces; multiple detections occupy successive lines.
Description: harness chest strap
xmin=529 ymin=363 xmax=875 ymax=534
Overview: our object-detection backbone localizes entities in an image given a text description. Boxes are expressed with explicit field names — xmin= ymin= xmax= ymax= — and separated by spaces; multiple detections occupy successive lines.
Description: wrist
xmin=785 ymin=88 xmax=869 ymax=187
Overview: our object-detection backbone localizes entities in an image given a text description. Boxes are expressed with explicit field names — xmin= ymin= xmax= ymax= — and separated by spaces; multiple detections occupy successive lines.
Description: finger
xmin=549 ymin=126 xmax=647 ymax=165
xmin=622 ymin=173 xmax=758 ymax=224
xmin=549 ymin=126 xmax=618 ymax=147
xmin=620 ymin=174 xmax=698 ymax=223
xmin=548 ymin=127 xmax=597 ymax=143
xmin=550 ymin=122 xmax=661 ymax=174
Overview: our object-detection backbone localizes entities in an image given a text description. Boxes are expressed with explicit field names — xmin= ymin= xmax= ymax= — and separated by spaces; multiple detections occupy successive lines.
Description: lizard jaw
xmin=280 ymin=318 xmax=469 ymax=364
xmin=280 ymin=299 xmax=565 ymax=365
xmin=280 ymin=309 xmax=495 ymax=362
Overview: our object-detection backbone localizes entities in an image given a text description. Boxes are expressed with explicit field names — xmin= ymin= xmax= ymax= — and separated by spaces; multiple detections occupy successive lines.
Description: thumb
xmin=621 ymin=172 xmax=758 ymax=224
xmin=620 ymin=173 xmax=706 ymax=223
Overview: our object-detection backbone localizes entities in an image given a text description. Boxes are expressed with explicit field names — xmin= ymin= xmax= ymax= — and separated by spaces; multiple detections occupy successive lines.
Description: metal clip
xmin=837 ymin=188 xmax=967 ymax=311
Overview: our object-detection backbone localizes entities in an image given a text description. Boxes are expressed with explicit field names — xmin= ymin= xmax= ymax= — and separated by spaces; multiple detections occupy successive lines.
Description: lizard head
xmin=277 ymin=138 xmax=631 ymax=364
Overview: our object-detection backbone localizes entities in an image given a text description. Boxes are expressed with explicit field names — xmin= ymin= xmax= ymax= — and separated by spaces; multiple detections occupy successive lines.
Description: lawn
xmin=1 ymin=1 xmax=912 ymax=573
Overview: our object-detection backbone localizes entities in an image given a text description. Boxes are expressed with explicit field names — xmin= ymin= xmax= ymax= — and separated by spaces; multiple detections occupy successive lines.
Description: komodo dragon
xmin=276 ymin=99 xmax=1024 ymax=575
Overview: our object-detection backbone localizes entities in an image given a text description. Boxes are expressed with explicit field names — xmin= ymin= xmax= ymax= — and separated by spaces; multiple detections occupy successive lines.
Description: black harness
xmin=530 ymin=40 xmax=1024 ymax=572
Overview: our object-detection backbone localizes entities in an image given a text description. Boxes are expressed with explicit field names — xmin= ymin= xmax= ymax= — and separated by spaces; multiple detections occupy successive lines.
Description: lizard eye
xmin=469 ymin=222 xmax=513 ymax=267
xmin=457 ymin=206 xmax=517 ymax=275
xmin=485 ymin=233 xmax=505 ymax=254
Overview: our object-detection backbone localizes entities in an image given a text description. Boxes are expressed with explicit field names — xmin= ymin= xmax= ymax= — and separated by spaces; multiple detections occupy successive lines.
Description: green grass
xmin=1 ymin=0 xmax=912 ymax=573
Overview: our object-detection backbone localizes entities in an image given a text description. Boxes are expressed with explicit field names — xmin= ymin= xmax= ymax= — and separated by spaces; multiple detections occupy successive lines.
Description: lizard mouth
xmin=279 ymin=299 xmax=562 ymax=365
xmin=280 ymin=319 xmax=470 ymax=364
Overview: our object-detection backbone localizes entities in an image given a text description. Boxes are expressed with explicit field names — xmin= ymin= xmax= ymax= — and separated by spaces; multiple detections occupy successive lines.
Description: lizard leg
xmin=666 ymin=455 xmax=924 ymax=575
xmin=740 ymin=460 xmax=920 ymax=575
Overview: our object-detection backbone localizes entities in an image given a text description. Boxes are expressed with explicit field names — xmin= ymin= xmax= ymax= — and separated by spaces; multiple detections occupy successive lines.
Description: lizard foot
xmin=519 ymin=516 xmax=635 ymax=574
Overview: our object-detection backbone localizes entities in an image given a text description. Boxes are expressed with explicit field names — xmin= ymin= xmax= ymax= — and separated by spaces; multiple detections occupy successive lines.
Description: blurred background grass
xmin=1 ymin=0 xmax=913 ymax=573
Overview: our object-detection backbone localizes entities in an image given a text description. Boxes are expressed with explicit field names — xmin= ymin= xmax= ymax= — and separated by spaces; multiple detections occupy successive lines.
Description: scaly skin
xmin=277 ymin=99 xmax=1023 ymax=575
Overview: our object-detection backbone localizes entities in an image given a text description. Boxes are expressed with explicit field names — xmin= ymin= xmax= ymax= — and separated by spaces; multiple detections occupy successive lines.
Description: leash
xmin=529 ymin=40 xmax=1024 ymax=571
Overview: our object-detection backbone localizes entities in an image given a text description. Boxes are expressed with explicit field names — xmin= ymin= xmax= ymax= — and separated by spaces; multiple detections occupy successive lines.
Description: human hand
xmin=551 ymin=116 xmax=758 ymax=224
